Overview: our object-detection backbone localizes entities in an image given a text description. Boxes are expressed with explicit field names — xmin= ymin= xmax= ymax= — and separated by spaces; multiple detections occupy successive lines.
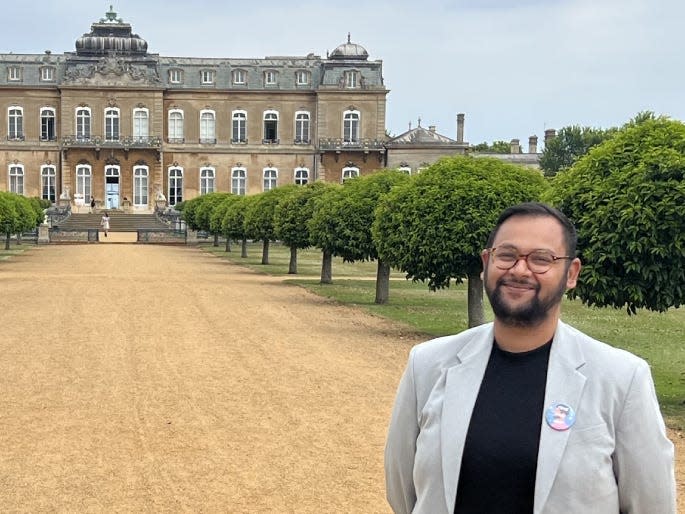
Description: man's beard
xmin=485 ymin=272 xmax=567 ymax=328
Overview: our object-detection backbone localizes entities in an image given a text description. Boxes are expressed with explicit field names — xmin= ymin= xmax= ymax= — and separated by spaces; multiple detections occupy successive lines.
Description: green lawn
xmin=205 ymin=241 xmax=685 ymax=429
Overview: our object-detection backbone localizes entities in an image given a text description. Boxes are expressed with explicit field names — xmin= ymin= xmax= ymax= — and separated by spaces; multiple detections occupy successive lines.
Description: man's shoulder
xmin=409 ymin=323 xmax=493 ymax=370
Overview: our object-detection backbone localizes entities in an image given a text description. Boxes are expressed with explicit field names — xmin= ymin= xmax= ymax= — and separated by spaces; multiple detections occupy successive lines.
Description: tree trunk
xmin=5 ymin=232 xmax=10 ymax=250
xmin=261 ymin=239 xmax=270 ymax=264
xmin=288 ymin=246 xmax=298 ymax=274
xmin=320 ymin=249 xmax=333 ymax=284
xmin=241 ymin=237 xmax=248 ymax=258
xmin=225 ymin=237 xmax=231 ymax=252
xmin=375 ymin=259 xmax=391 ymax=304
xmin=213 ymin=233 xmax=219 ymax=247
xmin=467 ymin=271 xmax=485 ymax=328
xmin=16 ymin=232 xmax=22 ymax=245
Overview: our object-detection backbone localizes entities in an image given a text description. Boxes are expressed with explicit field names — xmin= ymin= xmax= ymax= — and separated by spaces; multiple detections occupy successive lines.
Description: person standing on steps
xmin=89 ymin=196 xmax=95 ymax=213
xmin=100 ymin=211 xmax=110 ymax=238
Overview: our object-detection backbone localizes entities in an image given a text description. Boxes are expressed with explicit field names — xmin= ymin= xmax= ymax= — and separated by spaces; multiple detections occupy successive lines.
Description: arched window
xmin=133 ymin=108 xmax=149 ymax=141
xmin=76 ymin=107 xmax=91 ymax=141
xmin=8 ymin=106 xmax=24 ymax=140
xmin=105 ymin=107 xmax=120 ymax=141
xmin=168 ymin=167 xmax=183 ymax=205
xmin=343 ymin=110 xmax=360 ymax=144
xmin=232 ymin=110 xmax=247 ymax=143
xmin=168 ymin=109 xmax=184 ymax=143
xmin=295 ymin=70 xmax=310 ymax=85
xmin=76 ymin=164 xmax=92 ymax=201
xmin=295 ymin=111 xmax=310 ymax=144
xmin=294 ymin=167 xmax=309 ymax=186
xmin=41 ymin=165 xmax=57 ymax=202
xmin=9 ymin=164 xmax=24 ymax=194
xmin=232 ymin=69 xmax=247 ymax=85
xmin=200 ymin=110 xmax=216 ymax=144
xmin=263 ymin=110 xmax=279 ymax=144
xmin=263 ymin=168 xmax=278 ymax=191
xmin=200 ymin=167 xmax=216 ymax=195
xmin=40 ymin=107 xmax=56 ymax=141
xmin=133 ymin=166 xmax=149 ymax=206
xmin=342 ymin=166 xmax=359 ymax=183
xmin=231 ymin=167 xmax=247 ymax=196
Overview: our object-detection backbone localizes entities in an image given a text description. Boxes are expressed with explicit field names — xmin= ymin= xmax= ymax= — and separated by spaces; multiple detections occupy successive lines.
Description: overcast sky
xmin=2 ymin=0 xmax=682 ymax=147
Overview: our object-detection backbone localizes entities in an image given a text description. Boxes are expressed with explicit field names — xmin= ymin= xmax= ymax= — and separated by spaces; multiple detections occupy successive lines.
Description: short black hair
xmin=486 ymin=202 xmax=577 ymax=256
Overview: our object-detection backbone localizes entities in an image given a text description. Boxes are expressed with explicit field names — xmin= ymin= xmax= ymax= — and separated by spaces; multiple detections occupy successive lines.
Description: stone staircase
xmin=56 ymin=212 xmax=170 ymax=232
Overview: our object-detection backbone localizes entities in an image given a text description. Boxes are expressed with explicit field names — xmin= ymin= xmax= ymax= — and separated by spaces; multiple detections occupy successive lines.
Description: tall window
xmin=133 ymin=108 xmax=149 ymax=141
xmin=232 ymin=110 xmax=247 ymax=143
xmin=294 ymin=167 xmax=309 ymax=185
xmin=263 ymin=110 xmax=278 ymax=143
xmin=232 ymin=69 xmax=246 ymax=85
xmin=295 ymin=111 xmax=310 ymax=144
xmin=105 ymin=108 xmax=120 ymax=141
xmin=133 ymin=166 xmax=149 ymax=206
xmin=200 ymin=110 xmax=216 ymax=144
xmin=76 ymin=165 xmax=92 ymax=201
xmin=344 ymin=70 xmax=359 ymax=88
xmin=168 ymin=109 xmax=184 ymax=142
xmin=41 ymin=165 xmax=56 ymax=202
xmin=200 ymin=167 xmax=216 ymax=195
xmin=40 ymin=108 xmax=56 ymax=141
xmin=231 ymin=167 xmax=247 ymax=196
xmin=8 ymin=107 xmax=24 ymax=140
xmin=76 ymin=108 xmax=91 ymax=141
xmin=263 ymin=168 xmax=278 ymax=191
xmin=168 ymin=167 xmax=183 ymax=205
xmin=40 ymin=67 xmax=55 ymax=81
xmin=9 ymin=165 xmax=24 ymax=194
xmin=343 ymin=110 xmax=360 ymax=144
xmin=342 ymin=166 xmax=359 ymax=183
xmin=295 ymin=70 xmax=310 ymax=85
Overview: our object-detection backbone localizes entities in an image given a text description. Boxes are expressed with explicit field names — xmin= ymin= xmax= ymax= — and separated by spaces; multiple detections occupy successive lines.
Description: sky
xmin=2 ymin=0 xmax=683 ymax=147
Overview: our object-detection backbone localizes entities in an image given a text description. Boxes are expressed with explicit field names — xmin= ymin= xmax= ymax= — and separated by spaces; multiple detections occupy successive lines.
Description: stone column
xmin=456 ymin=113 xmax=465 ymax=143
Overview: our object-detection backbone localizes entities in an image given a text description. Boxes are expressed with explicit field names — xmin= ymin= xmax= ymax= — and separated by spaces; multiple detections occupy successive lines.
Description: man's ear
xmin=566 ymin=258 xmax=582 ymax=289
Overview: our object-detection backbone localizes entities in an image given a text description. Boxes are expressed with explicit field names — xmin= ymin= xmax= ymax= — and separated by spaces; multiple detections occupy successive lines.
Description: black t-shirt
xmin=454 ymin=340 xmax=552 ymax=514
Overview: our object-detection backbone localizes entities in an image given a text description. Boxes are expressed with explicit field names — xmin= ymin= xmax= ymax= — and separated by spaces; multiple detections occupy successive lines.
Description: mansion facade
xmin=0 ymin=8 xmax=387 ymax=211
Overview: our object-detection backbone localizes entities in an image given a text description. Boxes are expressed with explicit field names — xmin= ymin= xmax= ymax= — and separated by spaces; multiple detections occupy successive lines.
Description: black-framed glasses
xmin=486 ymin=247 xmax=572 ymax=274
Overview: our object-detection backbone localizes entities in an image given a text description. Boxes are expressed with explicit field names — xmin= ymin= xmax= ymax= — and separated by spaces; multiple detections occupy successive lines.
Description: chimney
xmin=428 ymin=125 xmax=436 ymax=132
xmin=510 ymin=139 xmax=520 ymax=154
xmin=456 ymin=113 xmax=465 ymax=143
xmin=544 ymin=128 xmax=556 ymax=146
xmin=528 ymin=135 xmax=538 ymax=154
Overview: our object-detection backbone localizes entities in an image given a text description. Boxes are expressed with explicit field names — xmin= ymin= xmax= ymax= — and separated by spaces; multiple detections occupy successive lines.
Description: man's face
xmin=481 ymin=215 xmax=581 ymax=328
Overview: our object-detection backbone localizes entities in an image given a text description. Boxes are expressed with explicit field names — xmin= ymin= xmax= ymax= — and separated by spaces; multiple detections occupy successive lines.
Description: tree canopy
xmin=548 ymin=115 xmax=685 ymax=313
xmin=539 ymin=125 xmax=616 ymax=177
xmin=373 ymin=155 xmax=548 ymax=326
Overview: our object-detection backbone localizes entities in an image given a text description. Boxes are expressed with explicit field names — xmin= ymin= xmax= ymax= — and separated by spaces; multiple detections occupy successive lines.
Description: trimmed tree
xmin=548 ymin=115 xmax=685 ymax=313
xmin=274 ymin=182 xmax=331 ymax=274
xmin=244 ymin=186 xmax=297 ymax=264
xmin=308 ymin=184 xmax=344 ymax=284
xmin=0 ymin=192 xmax=19 ymax=249
xmin=373 ymin=155 xmax=548 ymax=327
xmin=222 ymin=195 xmax=255 ymax=258
xmin=193 ymin=192 xmax=232 ymax=246
xmin=209 ymin=194 xmax=240 ymax=251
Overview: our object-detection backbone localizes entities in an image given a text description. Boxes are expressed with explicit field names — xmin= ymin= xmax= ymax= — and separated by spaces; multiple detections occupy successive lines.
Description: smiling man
xmin=385 ymin=202 xmax=676 ymax=514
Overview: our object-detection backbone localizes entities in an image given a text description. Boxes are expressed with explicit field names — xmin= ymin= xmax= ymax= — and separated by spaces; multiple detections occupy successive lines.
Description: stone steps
xmin=56 ymin=213 xmax=170 ymax=232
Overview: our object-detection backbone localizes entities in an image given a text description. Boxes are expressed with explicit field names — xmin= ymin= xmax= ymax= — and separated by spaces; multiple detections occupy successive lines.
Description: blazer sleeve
xmin=385 ymin=350 xmax=419 ymax=514
xmin=613 ymin=359 xmax=676 ymax=513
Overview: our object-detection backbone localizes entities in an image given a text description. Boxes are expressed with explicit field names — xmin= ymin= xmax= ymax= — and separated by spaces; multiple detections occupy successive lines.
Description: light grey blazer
xmin=384 ymin=321 xmax=676 ymax=514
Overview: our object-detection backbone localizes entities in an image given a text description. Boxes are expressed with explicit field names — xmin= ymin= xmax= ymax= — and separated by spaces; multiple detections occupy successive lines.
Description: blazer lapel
xmin=534 ymin=322 xmax=587 ymax=514
xmin=440 ymin=327 xmax=494 ymax=513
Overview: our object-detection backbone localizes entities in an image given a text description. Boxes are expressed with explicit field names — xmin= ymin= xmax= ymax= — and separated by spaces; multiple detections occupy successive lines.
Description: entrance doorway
xmin=105 ymin=166 xmax=120 ymax=209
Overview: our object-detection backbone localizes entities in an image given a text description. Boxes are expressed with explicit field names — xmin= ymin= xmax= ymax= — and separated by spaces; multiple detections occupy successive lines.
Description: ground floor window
xmin=231 ymin=167 xmax=246 ymax=195
xmin=342 ymin=166 xmax=359 ymax=183
xmin=134 ymin=166 xmax=149 ymax=206
xmin=168 ymin=167 xmax=183 ymax=205
xmin=294 ymin=167 xmax=309 ymax=185
xmin=200 ymin=167 xmax=215 ymax=195
xmin=76 ymin=165 xmax=92 ymax=201
xmin=41 ymin=165 xmax=56 ymax=202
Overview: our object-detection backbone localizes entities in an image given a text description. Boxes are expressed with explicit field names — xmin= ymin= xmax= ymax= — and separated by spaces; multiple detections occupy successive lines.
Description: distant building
xmin=0 ymin=7 xmax=387 ymax=210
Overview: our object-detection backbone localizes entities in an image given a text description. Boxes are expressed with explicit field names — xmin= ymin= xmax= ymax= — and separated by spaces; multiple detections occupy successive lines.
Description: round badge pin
xmin=545 ymin=402 xmax=576 ymax=431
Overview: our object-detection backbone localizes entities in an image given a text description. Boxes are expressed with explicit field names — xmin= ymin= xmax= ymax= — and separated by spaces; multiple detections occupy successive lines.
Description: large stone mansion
xmin=0 ymin=7 xmax=388 ymax=211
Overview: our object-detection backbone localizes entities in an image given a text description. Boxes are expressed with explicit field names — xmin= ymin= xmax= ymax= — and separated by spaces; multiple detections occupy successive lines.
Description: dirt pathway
xmin=0 ymin=245 xmax=681 ymax=512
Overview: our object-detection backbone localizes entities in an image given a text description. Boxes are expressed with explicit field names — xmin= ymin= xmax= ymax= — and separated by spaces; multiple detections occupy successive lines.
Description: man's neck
xmin=493 ymin=314 xmax=559 ymax=353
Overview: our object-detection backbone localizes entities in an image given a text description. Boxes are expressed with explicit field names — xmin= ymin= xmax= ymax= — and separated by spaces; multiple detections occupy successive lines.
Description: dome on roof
xmin=75 ymin=7 xmax=148 ymax=56
xmin=329 ymin=34 xmax=369 ymax=60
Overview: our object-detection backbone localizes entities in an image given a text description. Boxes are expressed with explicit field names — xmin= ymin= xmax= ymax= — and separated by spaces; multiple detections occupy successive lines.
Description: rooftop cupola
xmin=75 ymin=6 xmax=148 ymax=56
xmin=329 ymin=33 xmax=369 ymax=60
